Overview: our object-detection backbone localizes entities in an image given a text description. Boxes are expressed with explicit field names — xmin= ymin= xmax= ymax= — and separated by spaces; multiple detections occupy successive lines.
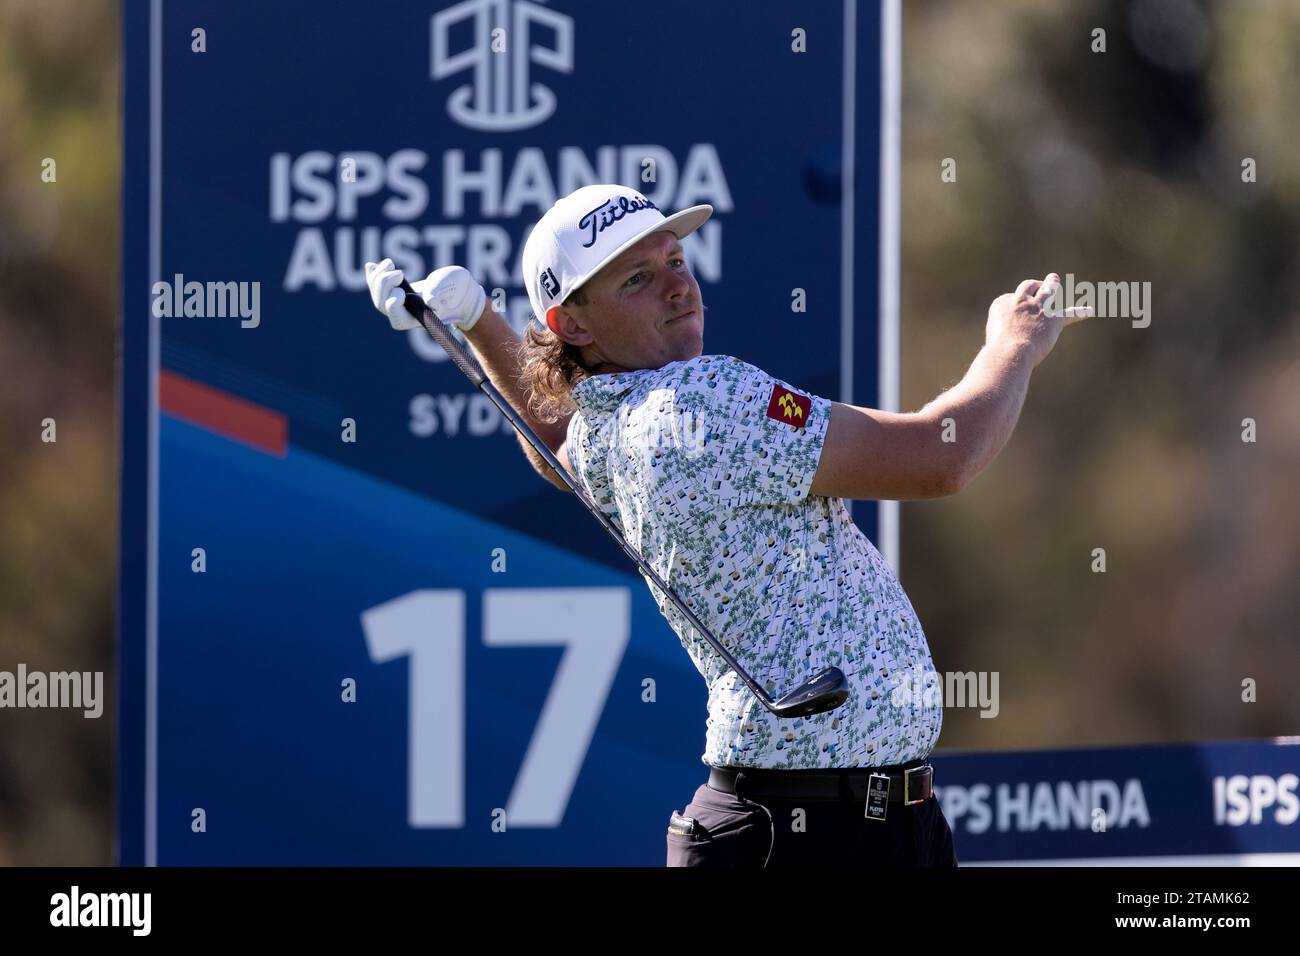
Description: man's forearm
xmin=461 ymin=305 xmax=573 ymax=485
xmin=919 ymin=340 xmax=1036 ymax=489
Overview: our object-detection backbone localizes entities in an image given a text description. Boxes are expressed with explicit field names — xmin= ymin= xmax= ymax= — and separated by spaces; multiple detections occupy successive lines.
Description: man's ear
xmin=548 ymin=305 xmax=595 ymax=346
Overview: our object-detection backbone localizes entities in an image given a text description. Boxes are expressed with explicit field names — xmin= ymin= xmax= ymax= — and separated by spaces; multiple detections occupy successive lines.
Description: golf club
xmin=397 ymin=278 xmax=849 ymax=718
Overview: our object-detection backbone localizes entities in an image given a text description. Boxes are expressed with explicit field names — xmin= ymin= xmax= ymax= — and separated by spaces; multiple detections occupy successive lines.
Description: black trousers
xmin=666 ymin=778 xmax=959 ymax=867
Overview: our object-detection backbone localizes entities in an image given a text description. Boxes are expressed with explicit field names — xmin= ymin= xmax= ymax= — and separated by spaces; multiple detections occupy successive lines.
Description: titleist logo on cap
xmin=578 ymin=194 xmax=660 ymax=247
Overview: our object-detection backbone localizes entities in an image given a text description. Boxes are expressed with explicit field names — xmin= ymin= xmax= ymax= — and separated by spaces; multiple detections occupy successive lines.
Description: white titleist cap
xmin=522 ymin=183 xmax=713 ymax=332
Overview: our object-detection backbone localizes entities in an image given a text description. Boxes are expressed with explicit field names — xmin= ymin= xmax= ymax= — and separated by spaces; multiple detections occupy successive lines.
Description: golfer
xmin=365 ymin=184 xmax=1087 ymax=867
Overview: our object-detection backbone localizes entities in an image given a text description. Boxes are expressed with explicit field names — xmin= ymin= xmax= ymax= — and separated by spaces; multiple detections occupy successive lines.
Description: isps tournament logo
xmin=431 ymin=0 xmax=575 ymax=132
xmin=766 ymin=385 xmax=811 ymax=429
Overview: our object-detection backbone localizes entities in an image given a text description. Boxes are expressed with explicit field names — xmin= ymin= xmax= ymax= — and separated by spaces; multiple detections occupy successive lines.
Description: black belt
xmin=709 ymin=760 xmax=934 ymax=805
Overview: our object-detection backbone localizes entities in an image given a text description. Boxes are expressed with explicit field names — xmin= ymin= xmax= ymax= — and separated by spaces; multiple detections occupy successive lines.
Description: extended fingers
xmin=1015 ymin=277 xmax=1041 ymax=298
xmin=1033 ymin=273 xmax=1061 ymax=305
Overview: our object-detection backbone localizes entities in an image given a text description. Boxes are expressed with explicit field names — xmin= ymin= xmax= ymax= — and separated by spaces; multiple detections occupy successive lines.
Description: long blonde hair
xmin=518 ymin=287 xmax=596 ymax=424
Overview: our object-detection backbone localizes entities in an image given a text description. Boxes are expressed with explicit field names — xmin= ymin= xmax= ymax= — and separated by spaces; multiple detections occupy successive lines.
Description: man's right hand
xmin=985 ymin=273 xmax=1093 ymax=368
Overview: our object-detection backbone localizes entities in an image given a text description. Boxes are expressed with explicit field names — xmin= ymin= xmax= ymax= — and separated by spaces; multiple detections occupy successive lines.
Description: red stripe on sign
xmin=159 ymin=370 xmax=288 ymax=457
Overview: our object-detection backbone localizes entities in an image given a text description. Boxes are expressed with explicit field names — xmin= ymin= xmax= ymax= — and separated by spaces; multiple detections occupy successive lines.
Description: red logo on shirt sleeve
xmin=765 ymin=385 xmax=812 ymax=429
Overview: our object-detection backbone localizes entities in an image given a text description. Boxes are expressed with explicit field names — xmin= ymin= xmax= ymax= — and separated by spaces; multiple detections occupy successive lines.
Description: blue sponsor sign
xmin=936 ymin=739 xmax=1300 ymax=865
xmin=119 ymin=0 xmax=895 ymax=864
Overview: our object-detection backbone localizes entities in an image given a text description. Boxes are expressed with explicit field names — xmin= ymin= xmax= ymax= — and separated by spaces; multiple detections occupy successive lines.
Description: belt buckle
xmin=903 ymin=765 xmax=929 ymax=806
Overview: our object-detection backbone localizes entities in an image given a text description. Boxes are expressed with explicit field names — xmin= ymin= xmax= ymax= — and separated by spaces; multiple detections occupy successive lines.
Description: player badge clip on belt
xmin=865 ymin=773 xmax=891 ymax=822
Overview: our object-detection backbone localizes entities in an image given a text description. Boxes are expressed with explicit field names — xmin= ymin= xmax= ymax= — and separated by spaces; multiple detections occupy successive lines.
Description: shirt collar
xmin=570 ymin=367 xmax=656 ymax=416
xmin=570 ymin=357 xmax=704 ymax=416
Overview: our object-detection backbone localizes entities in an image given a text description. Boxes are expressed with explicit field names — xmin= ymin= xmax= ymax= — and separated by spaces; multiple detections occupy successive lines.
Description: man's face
xmin=549 ymin=229 xmax=704 ymax=374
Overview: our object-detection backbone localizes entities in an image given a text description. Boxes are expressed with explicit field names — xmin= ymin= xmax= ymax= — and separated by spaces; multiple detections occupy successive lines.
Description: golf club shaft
xmin=397 ymin=280 xmax=781 ymax=710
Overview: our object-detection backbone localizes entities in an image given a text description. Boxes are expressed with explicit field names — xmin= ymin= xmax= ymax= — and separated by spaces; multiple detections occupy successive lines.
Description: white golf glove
xmin=364 ymin=259 xmax=488 ymax=333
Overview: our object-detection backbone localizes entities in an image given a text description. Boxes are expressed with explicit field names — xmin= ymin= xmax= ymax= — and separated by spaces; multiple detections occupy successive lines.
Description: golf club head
xmin=771 ymin=666 xmax=849 ymax=718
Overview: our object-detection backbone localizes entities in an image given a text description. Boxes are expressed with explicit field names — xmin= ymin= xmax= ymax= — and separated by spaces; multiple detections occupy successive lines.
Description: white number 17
xmin=361 ymin=587 xmax=630 ymax=829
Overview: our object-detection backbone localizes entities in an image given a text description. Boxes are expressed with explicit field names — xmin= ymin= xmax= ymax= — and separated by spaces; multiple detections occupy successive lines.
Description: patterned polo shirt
xmin=566 ymin=354 xmax=942 ymax=769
